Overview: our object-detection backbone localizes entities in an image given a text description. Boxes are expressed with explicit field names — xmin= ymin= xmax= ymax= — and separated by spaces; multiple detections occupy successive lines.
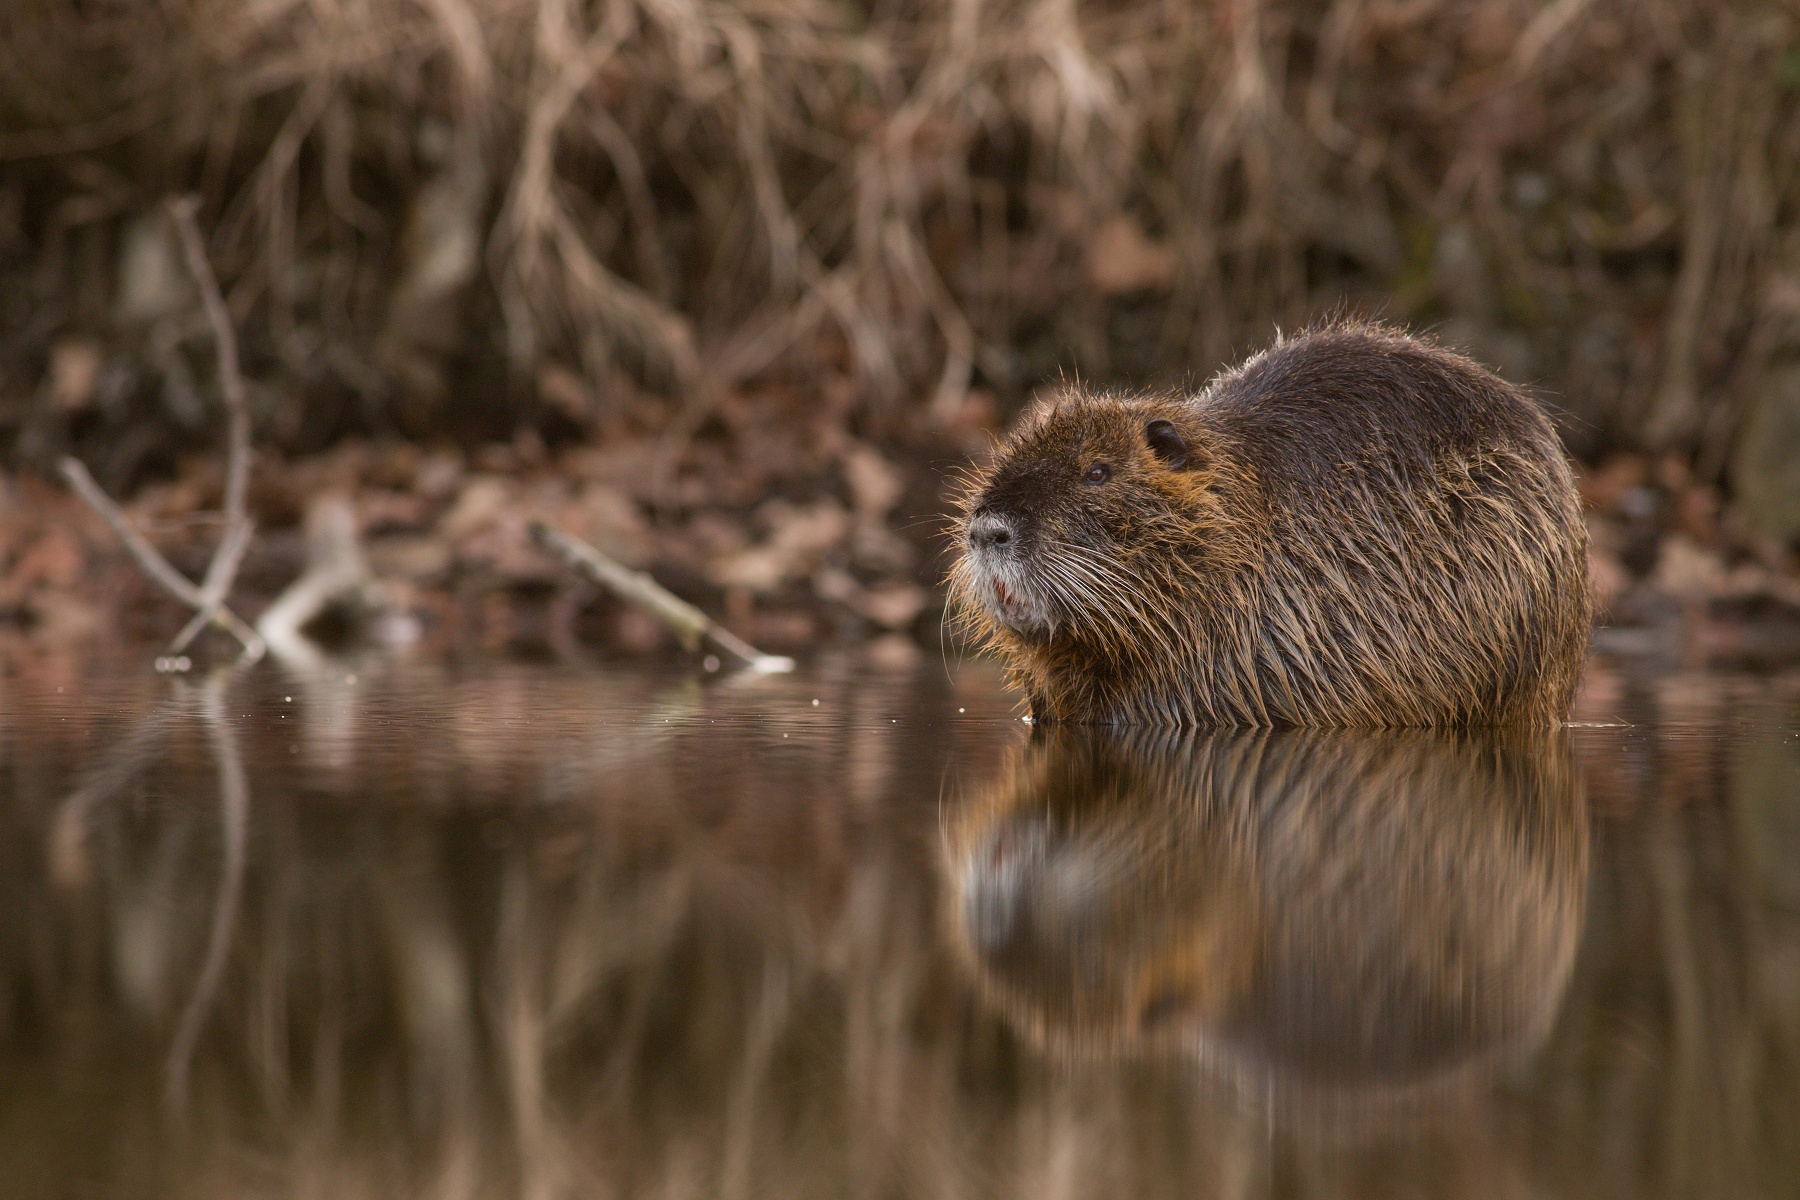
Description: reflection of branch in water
xmin=13 ymin=674 xmax=1800 ymax=1199
xmin=43 ymin=669 xmax=258 ymax=1108
xmin=165 ymin=676 xmax=251 ymax=1107
xmin=49 ymin=707 xmax=181 ymax=891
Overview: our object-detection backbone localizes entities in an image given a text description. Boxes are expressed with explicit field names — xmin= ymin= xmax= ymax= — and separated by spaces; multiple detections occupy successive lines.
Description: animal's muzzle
xmin=966 ymin=510 xmax=1018 ymax=552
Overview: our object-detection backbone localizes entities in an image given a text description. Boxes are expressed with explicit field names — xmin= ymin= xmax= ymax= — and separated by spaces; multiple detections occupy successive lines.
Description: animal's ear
xmin=1144 ymin=418 xmax=1191 ymax=469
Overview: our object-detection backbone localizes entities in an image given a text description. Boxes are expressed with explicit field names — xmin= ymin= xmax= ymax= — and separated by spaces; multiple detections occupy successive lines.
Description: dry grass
xmin=1 ymin=0 xmax=1795 ymax=477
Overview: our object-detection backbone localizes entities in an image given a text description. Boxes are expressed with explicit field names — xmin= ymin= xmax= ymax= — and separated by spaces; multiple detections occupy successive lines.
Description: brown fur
xmin=943 ymin=728 xmax=1588 ymax=1108
xmin=948 ymin=322 xmax=1592 ymax=727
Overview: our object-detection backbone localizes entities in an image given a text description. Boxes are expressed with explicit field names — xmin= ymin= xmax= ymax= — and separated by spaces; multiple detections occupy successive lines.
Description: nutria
xmin=943 ymin=727 xmax=1587 ymax=1116
xmin=949 ymin=322 xmax=1591 ymax=727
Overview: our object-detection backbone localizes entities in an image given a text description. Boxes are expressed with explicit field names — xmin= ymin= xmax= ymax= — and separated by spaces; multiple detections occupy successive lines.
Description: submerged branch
xmin=528 ymin=521 xmax=793 ymax=673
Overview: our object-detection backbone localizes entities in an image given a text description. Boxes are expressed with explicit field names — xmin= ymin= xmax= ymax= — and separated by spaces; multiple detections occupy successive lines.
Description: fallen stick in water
xmin=59 ymin=457 xmax=264 ymax=663
xmin=256 ymin=495 xmax=378 ymax=666
xmin=528 ymin=520 xmax=794 ymax=674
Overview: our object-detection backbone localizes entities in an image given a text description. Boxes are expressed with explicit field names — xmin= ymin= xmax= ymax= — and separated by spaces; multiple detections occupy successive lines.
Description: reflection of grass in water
xmin=0 ymin=668 xmax=1796 ymax=1198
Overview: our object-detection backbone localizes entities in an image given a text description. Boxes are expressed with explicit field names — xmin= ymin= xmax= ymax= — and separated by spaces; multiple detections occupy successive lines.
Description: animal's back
xmin=1198 ymin=326 xmax=1590 ymax=727
xmin=1202 ymin=325 xmax=1560 ymax=503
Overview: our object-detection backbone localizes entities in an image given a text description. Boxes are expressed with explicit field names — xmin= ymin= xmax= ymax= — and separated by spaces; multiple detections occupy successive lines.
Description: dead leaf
xmin=1587 ymin=546 xmax=1630 ymax=613
xmin=712 ymin=499 xmax=850 ymax=592
xmin=1085 ymin=215 xmax=1175 ymax=295
xmin=440 ymin=476 xmax=511 ymax=541
xmin=1577 ymin=454 xmax=1649 ymax=512
xmin=538 ymin=362 xmax=594 ymax=424
xmin=853 ymin=582 xmax=926 ymax=629
xmin=812 ymin=566 xmax=859 ymax=605
xmin=843 ymin=443 xmax=904 ymax=518
xmin=13 ymin=529 xmax=86 ymax=590
xmin=1652 ymin=534 xmax=1727 ymax=603
xmin=572 ymin=482 xmax=652 ymax=565
xmin=48 ymin=338 xmax=101 ymax=412
xmin=367 ymin=535 xmax=454 ymax=582
xmin=413 ymin=450 xmax=465 ymax=499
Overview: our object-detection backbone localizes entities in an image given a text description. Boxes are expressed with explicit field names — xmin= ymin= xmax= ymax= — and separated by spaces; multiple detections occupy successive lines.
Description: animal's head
xmin=948 ymin=390 xmax=1233 ymax=649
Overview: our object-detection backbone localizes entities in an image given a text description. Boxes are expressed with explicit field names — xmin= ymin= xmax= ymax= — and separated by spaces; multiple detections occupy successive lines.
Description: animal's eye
xmin=1084 ymin=463 xmax=1111 ymax=485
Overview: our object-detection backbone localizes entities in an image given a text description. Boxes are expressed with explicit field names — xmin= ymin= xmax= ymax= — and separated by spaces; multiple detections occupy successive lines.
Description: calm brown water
xmin=1 ymin=654 xmax=1797 ymax=1199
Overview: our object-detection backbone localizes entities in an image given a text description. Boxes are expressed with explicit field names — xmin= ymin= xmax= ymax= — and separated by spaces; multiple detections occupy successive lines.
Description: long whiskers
xmin=1038 ymin=538 xmax=1197 ymax=662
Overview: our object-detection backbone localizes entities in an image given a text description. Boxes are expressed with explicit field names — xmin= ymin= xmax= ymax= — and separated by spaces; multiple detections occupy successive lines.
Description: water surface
xmin=1 ymin=654 xmax=1796 ymax=1199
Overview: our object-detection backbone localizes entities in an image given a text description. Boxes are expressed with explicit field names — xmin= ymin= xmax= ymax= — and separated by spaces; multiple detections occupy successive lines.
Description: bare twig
xmin=59 ymin=457 xmax=266 ymax=660
xmin=167 ymin=196 xmax=254 ymax=584
xmin=59 ymin=197 xmax=268 ymax=665
xmin=528 ymin=521 xmax=794 ymax=673
xmin=61 ymin=457 xmax=206 ymax=607
xmin=169 ymin=512 xmax=257 ymax=655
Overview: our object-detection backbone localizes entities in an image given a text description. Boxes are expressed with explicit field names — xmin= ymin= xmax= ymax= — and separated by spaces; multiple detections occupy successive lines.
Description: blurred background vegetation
xmin=1 ymin=0 xmax=1797 ymax=656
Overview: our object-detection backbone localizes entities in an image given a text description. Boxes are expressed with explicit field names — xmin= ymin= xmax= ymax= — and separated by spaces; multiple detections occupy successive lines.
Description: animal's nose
xmin=968 ymin=511 xmax=1016 ymax=551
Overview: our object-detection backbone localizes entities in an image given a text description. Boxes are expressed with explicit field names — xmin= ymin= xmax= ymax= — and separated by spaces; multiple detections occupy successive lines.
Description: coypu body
xmin=950 ymin=323 xmax=1591 ymax=727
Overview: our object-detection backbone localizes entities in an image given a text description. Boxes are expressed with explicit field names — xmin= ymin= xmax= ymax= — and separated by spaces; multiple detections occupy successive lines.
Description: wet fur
xmin=949 ymin=322 xmax=1592 ymax=727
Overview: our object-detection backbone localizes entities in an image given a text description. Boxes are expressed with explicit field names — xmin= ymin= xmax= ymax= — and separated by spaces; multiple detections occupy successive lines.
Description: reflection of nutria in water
xmin=949 ymin=322 xmax=1591 ymax=727
xmin=943 ymin=729 xmax=1588 ymax=1116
